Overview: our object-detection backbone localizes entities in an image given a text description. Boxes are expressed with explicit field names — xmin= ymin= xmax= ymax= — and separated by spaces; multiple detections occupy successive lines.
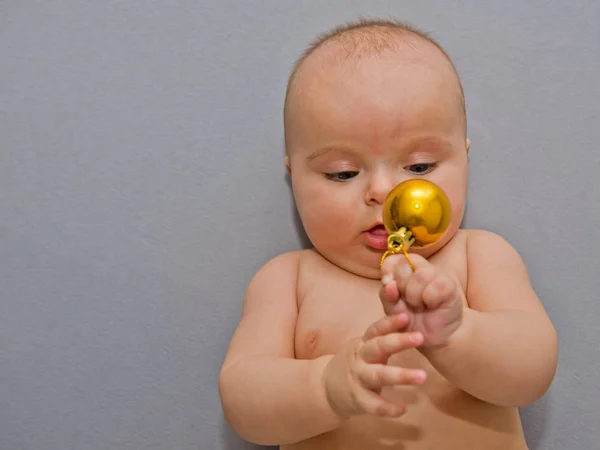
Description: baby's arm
xmin=218 ymin=252 xmax=342 ymax=445
xmin=220 ymin=251 xmax=428 ymax=445
xmin=422 ymin=230 xmax=558 ymax=406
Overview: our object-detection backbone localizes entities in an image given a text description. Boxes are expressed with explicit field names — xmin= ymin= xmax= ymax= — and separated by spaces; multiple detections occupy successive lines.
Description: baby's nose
xmin=366 ymin=172 xmax=397 ymax=205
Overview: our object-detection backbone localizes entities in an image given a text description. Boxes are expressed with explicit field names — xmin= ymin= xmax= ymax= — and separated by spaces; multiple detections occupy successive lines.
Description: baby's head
xmin=284 ymin=19 xmax=470 ymax=279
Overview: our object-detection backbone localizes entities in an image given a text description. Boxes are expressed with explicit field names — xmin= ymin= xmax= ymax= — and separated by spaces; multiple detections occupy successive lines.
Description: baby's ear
xmin=284 ymin=155 xmax=291 ymax=174
xmin=466 ymin=138 xmax=471 ymax=153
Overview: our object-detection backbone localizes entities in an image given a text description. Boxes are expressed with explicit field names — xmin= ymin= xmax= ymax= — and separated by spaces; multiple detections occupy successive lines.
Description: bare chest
xmin=294 ymin=247 xmax=467 ymax=360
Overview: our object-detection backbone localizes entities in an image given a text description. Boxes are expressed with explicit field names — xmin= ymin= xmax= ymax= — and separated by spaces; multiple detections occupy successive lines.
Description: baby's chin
xmin=314 ymin=246 xmax=388 ymax=280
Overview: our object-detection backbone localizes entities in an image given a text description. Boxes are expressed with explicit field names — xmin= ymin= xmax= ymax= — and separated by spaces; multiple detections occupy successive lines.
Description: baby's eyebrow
xmin=306 ymin=146 xmax=356 ymax=160
xmin=305 ymin=138 xmax=454 ymax=160
xmin=406 ymin=137 xmax=454 ymax=153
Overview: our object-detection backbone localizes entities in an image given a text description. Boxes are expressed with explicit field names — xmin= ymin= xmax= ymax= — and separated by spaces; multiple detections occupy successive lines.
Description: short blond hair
xmin=283 ymin=18 xmax=466 ymax=149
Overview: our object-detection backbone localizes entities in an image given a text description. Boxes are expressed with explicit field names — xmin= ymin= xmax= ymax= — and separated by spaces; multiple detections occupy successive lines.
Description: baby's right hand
xmin=323 ymin=313 xmax=427 ymax=419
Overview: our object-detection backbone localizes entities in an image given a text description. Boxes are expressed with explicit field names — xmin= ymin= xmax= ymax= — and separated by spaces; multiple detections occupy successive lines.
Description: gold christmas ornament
xmin=380 ymin=179 xmax=452 ymax=270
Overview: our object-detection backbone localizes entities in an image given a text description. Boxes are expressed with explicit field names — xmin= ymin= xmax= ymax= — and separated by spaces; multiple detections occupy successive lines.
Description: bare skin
xmin=219 ymin=33 xmax=558 ymax=449
xmin=287 ymin=234 xmax=529 ymax=450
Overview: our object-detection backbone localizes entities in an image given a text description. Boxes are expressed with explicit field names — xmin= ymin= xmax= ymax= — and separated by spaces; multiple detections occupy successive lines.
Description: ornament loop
xmin=379 ymin=228 xmax=416 ymax=271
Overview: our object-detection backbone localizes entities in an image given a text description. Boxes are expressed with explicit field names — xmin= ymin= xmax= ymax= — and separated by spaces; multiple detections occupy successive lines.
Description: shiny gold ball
xmin=382 ymin=179 xmax=452 ymax=247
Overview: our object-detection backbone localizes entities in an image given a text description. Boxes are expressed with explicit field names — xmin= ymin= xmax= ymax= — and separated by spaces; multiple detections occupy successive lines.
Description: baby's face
xmin=285 ymin=47 xmax=469 ymax=279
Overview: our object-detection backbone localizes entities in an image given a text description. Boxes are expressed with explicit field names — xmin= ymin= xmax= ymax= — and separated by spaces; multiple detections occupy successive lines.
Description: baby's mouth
xmin=363 ymin=224 xmax=390 ymax=250
xmin=368 ymin=224 xmax=388 ymax=236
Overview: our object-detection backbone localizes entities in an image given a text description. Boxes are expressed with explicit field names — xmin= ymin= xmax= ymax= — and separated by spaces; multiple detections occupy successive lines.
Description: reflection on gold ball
xmin=382 ymin=179 xmax=452 ymax=247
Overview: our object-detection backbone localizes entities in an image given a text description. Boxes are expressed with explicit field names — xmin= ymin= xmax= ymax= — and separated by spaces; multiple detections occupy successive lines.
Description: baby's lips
xmin=368 ymin=224 xmax=388 ymax=236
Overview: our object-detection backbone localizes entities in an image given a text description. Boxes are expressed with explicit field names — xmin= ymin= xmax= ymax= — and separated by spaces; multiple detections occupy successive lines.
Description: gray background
xmin=1 ymin=1 xmax=598 ymax=449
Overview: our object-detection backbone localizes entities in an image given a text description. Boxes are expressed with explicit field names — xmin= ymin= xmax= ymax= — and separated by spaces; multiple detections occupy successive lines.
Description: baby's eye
xmin=324 ymin=171 xmax=359 ymax=182
xmin=405 ymin=163 xmax=437 ymax=175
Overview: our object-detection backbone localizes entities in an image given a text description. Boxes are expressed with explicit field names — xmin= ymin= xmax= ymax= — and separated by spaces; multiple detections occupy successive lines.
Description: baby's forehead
xmin=290 ymin=33 xmax=462 ymax=106
xmin=299 ymin=29 xmax=453 ymax=77
xmin=290 ymin=42 xmax=463 ymax=118
xmin=284 ymin=25 xmax=467 ymax=146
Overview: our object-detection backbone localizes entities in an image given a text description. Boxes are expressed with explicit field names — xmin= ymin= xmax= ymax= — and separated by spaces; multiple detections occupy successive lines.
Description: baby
xmin=219 ymin=19 xmax=558 ymax=450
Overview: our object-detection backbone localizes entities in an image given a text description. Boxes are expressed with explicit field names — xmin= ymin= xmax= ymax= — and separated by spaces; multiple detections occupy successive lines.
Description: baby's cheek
xmin=318 ymin=201 xmax=359 ymax=230
xmin=302 ymin=201 xmax=358 ymax=247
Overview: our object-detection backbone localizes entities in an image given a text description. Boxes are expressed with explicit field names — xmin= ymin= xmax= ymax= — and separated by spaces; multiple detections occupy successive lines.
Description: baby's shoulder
xmin=463 ymin=228 xmax=521 ymax=260
xmin=250 ymin=250 xmax=302 ymax=282
xmin=449 ymin=228 xmax=513 ymax=250
xmin=462 ymin=228 xmax=534 ymax=306
xmin=242 ymin=251 xmax=304 ymax=312
xmin=247 ymin=249 xmax=319 ymax=290
xmin=463 ymin=228 xmax=528 ymax=277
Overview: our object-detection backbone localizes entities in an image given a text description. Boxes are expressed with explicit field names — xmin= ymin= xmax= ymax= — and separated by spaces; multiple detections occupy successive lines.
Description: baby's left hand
xmin=380 ymin=254 xmax=463 ymax=348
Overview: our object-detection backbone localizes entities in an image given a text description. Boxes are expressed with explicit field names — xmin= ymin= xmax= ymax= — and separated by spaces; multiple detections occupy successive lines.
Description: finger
xmin=360 ymin=331 xmax=424 ymax=363
xmin=389 ymin=298 xmax=409 ymax=316
xmin=404 ymin=267 xmax=437 ymax=312
xmin=422 ymin=273 xmax=456 ymax=310
xmin=363 ymin=313 xmax=410 ymax=342
xmin=358 ymin=364 xmax=427 ymax=390
xmin=383 ymin=280 xmax=400 ymax=302
xmin=355 ymin=388 xmax=407 ymax=418
xmin=393 ymin=254 xmax=430 ymax=295
xmin=380 ymin=253 xmax=402 ymax=282
xmin=379 ymin=281 xmax=400 ymax=315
